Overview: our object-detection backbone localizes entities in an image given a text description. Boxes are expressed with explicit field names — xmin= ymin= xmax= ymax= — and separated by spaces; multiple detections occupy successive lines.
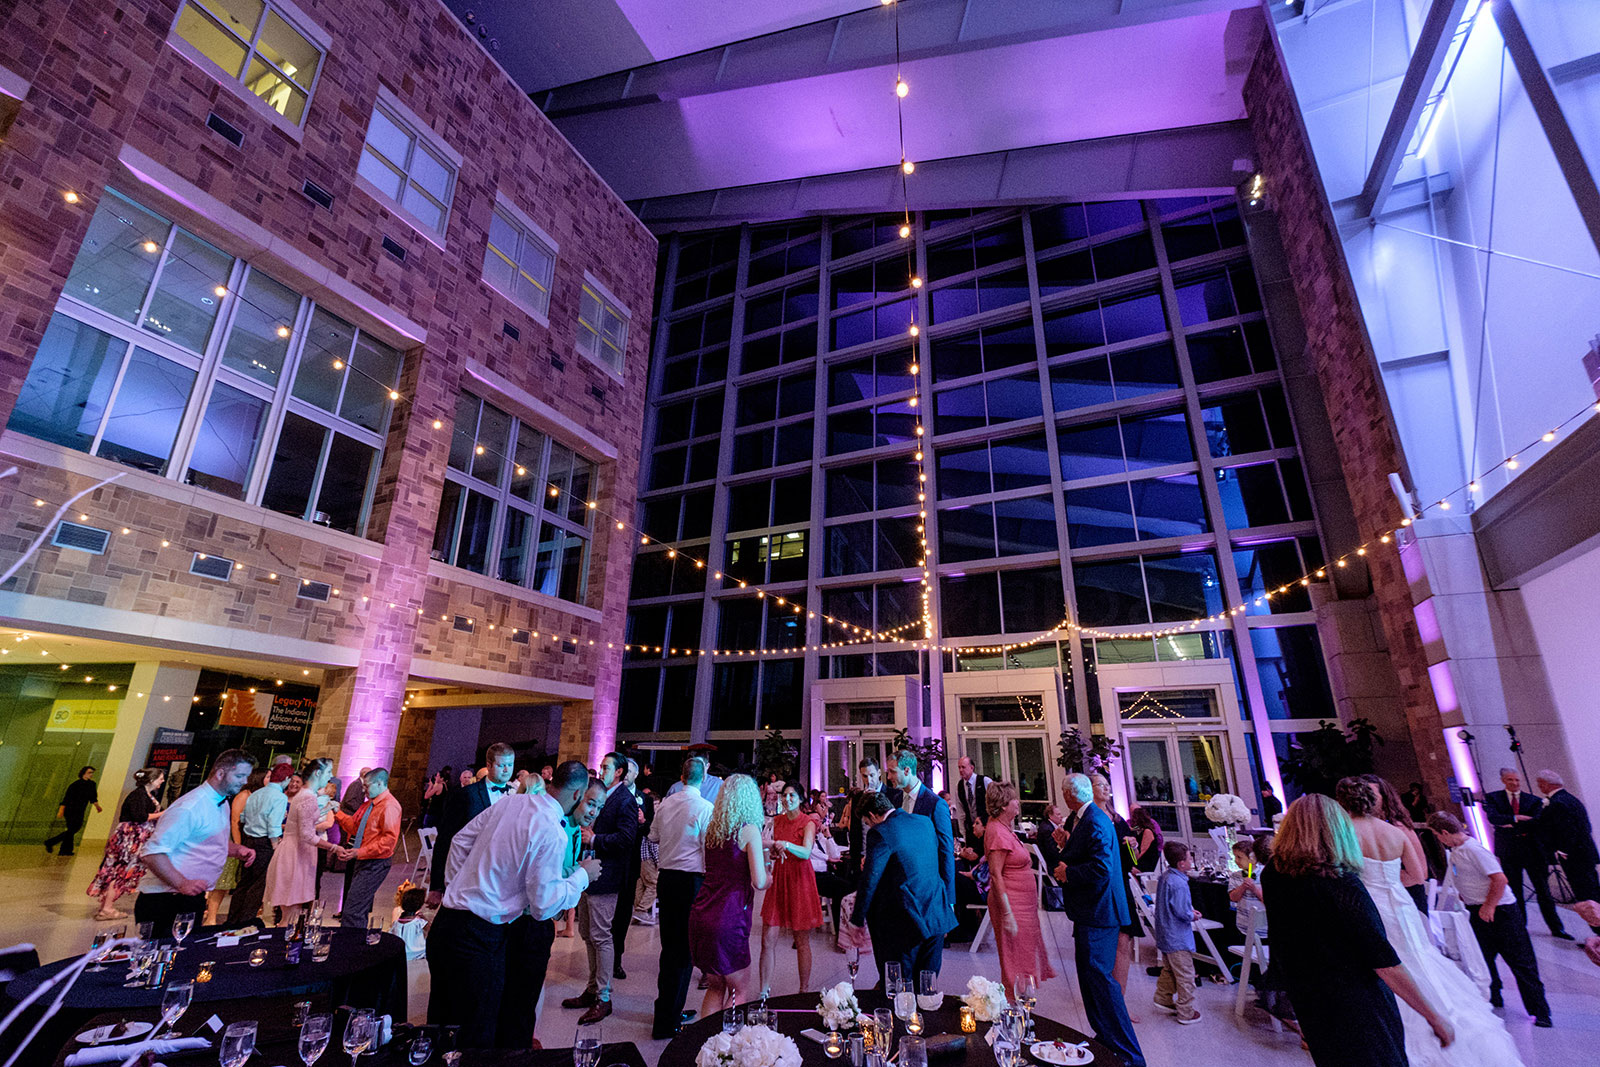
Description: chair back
xmin=1236 ymin=896 xmax=1268 ymax=937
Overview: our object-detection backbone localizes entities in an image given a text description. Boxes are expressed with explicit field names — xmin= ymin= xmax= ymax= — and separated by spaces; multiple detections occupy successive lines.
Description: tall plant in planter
xmin=755 ymin=727 xmax=799 ymax=781
xmin=1279 ymin=719 xmax=1383 ymax=798
xmin=1057 ymin=727 xmax=1121 ymax=777
xmin=889 ymin=728 xmax=946 ymax=785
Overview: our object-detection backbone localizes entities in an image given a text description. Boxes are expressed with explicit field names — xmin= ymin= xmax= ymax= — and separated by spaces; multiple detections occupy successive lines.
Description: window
xmin=824 ymin=456 xmax=919 ymax=516
xmin=828 ymin=350 xmax=914 ymax=405
xmin=825 ymin=400 xmax=917 ymax=455
xmin=932 ymin=372 xmax=1042 ymax=435
xmin=934 ymin=434 xmax=1051 ymax=500
xmin=939 ymin=566 xmax=1064 ymax=638
xmin=747 ymin=223 xmax=821 ymax=286
xmin=9 ymin=189 xmax=402 ymax=533
xmin=356 ymin=98 xmax=457 ymax=239
xmin=171 ymin=0 xmax=323 ymax=125
xmin=930 ymin=321 xmax=1037 ymax=383
xmin=1057 ymin=410 xmax=1193 ymax=481
xmin=483 ymin=202 xmax=556 ymax=318
xmin=673 ymin=229 xmax=738 ymax=309
xmin=710 ymin=658 xmax=802 ymax=730
xmin=726 ymin=530 xmax=809 ymax=583
xmin=1050 ymin=343 xmax=1181 ymax=411
xmin=1233 ymin=537 xmax=1323 ymax=614
xmin=938 ymin=495 xmax=1057 ymax=562
xmin=1073 ymin=552 xmax=1224 ymax=628
xmin=823 ymin=516 xmax=921 ymax=576
xmin=432 ymin=391 xmax=597 ymax=605
xmin=577 ymin=281 xmax=629 ymax=374
xmin=726 ymin=474 xmax=811 ymax=532
xmin=1173 ymin=264 xmax=1262 ymax=327
xmin=1158 ymin=197 xmax=1244 ymax=263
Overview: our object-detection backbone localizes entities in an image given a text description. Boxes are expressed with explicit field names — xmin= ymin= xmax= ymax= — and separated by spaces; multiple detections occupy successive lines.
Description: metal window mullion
xmin=304 ymin=423 xmax=335 ymax=524
xmin=131 ymin=227 xmax=182 ymax=333
xmin=170 ymin=257 xmax=250 ymax=486
xmin=245 ymin=294 xmax=314 ymax=503
xmin=327 ymin=326 xmax=358 ymax=420
xmin=84 ymin=337 xmax=139 ymax=457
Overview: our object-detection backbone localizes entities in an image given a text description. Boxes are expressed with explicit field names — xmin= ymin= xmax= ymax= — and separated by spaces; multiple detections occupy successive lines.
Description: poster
xmin=42 ymin=698 xmax=119 ymax=733
xmin=148 ymin=727 xmax=193 ymax=767
xmin=219 ymin=688 xmax=273 ymax=728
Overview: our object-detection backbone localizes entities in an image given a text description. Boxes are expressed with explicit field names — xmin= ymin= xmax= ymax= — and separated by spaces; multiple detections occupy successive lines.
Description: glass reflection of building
xmin=621 ymin=198 xmax=1345 ymax=839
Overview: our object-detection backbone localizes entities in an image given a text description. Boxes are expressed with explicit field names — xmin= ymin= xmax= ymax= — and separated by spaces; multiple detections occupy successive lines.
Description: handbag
xmin=1428 ymin=877 xmax=1492 ymax=997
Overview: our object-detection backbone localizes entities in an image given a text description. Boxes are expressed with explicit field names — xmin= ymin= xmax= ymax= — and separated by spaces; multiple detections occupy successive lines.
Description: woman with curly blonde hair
xmin=689 ymin=774 xmax=770 ymax=1019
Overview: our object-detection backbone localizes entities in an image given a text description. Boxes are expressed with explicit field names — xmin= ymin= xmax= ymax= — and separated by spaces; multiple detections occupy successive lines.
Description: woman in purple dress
xmin=689 ymin=774 xmax=769 ymax=1020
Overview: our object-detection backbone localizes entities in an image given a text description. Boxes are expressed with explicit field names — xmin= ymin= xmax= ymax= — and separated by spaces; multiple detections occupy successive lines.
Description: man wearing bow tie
xmin=428 ymin=742 xmax=518 ymax=907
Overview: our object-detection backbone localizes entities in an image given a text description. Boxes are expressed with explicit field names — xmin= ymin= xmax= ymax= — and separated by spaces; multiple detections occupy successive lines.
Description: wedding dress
xmin=1358 ymin=856 xmax=1524 ymax=1067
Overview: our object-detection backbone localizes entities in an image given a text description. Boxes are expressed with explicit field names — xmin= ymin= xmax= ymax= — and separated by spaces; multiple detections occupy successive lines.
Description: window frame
xmin=354 ymin=88 xmax=462 ymax=246
xmin=165 ymin=0 xmax=330 ymax=137
xmin=576 ymin=274 xmax=630 ymax=377
xmin=483 ymin=195 xmax=559 ymax=324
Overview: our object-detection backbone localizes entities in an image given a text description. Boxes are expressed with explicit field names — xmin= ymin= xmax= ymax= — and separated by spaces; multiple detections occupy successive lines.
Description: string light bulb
xmin=895 ymin=79 xmax=909 ymax=98
xmin=902 ymin=160 xmax=915 ymax=175
xmin=142 ymin=240 xmax=159 ymax=253
xmin=63 ymin=191 xmax=79 ymax=204
xmin=898 ymin=224 xmax=911 ymax=239
xmin=275 ymin=325 xmax=290 ymax=338
xmin=1542 ymin=430 xmax=1556 ymax=443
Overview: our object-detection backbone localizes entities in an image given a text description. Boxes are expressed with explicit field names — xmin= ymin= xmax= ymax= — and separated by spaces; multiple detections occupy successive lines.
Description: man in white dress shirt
xmin=427 ymin=760 xmax=603 ymax=1048
xmin=650 ymin=756 xmax=714 ymax=1038
xmin=137 ymin=749 xmax=257 ymax=929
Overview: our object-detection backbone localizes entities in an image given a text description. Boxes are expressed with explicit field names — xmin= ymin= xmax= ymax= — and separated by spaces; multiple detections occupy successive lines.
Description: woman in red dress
xmin=760 ymin=782 xmax=824 ymax=994
xmin=985 ymin=780 xmax=1057 ymax=991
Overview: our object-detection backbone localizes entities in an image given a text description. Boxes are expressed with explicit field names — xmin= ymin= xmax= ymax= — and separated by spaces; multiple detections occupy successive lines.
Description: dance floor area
xmin=4 ymin=842 xmax=1597 ymax=1065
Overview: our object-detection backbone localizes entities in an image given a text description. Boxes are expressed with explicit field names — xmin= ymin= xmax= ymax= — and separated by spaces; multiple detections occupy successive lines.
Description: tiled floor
xmin=4 ymin=841 xmax=1598 ymax=1065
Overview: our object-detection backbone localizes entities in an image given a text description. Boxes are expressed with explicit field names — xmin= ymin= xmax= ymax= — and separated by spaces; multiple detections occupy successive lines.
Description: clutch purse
xmin=925 ymin=1033 xmax=967 ymax=1058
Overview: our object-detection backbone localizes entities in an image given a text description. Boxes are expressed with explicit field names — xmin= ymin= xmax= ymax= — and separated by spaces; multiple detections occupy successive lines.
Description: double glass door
xmin=963 ymin=732 xmax=1052 ymax=817
xmin=821 ymin=734 xmax=896 ymax=797
xmin=1124 ymin=731 xmax=1232 ymax=842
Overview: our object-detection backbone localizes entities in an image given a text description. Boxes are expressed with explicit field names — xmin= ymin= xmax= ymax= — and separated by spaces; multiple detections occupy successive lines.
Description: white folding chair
xmin=968 ymin=904 xmax=993 ymax=954
xmin=1193 ymin=914 xmax=1233 ymax=981
xmin=1229 ymin=898 xmax=1276 ymax=1028
xmin=413 ymin=826 xmax=437 ymax=885
xmin=1128 ymin=873 xmax=1161 ymax=966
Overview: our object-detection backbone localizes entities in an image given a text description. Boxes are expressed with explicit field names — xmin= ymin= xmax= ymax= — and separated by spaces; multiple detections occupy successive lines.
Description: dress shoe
xmin=43 ymin=842 xmax=54 ymax=853
xmin=1553 ymin=931 xmax=1576 ymax=941
xmin=1534 ymin=1017 xmax=1553 ymax=1028
xmin=614 ymin=965 xmax=627 ymax=980
xmin=578 ymin=1001 xmax=613 ymax=1025
xmin=562 ymin=990 xmax=597 ymax=1010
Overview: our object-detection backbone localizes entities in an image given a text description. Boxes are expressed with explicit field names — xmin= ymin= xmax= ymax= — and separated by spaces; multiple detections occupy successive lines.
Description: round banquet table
xmin=1186 ymin=875 xmax=1244 ymax=976
xmin=5 ymin=926 xmax=403 ymax=1067
xmin=659 ymin=990 xmax=1124 ymax=1067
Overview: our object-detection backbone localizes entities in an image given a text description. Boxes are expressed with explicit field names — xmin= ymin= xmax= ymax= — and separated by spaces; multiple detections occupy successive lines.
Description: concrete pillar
xmin=88 ymin=663 xmax=200 ymax=842
xmin=560 ymin=699 xmax=595 ymax=765
xmin=1310 ymin=593 xmax=1420 ymax=788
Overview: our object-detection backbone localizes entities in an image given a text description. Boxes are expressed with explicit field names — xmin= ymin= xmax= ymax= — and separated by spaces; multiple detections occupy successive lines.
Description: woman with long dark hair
xmin=87 ymin=767 xmax=165 ymax=919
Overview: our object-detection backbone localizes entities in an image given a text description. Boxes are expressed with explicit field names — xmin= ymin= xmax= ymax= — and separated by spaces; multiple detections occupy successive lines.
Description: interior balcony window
xmin=357 ymin=99 xmax=457 ymax=239
xmin=171 ymin=0 xmax=323 ymax=125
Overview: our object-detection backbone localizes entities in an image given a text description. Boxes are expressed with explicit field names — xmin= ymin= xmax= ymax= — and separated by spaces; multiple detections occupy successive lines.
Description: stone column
xmin=560 ymin=699 xmax=594 ymax=765
xmin=389 ymin=702 xmax=437 ymax=817
xmin=1310 ymin=593 xmax=1419 ymax=788
xmin=89 ymin=663 xmax=200 ymax=842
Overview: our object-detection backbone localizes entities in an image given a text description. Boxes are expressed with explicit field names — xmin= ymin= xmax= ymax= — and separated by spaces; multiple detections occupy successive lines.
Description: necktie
xmin=962 ymin=782 xmax=972 ymax=823
xmin=352 ymin=801 xmax=374 ymax=848
xmin=1511 ymin=792 xmax=1519 ymax=816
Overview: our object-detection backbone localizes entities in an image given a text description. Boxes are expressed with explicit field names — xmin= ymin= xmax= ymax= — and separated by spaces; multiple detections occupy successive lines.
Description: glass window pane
xmin=984 ymin=373 xmax=1042 ymax=424
xmin=1202 ymin=394 xmax=1271 ymax=457
xmin=6 ymin=313 xmax=124 ymax=453
xmin=1074 ymin=558 xmax=1150 ymax=627
xmin=826 ymin=464 xmax=873 ymax=516
xmin=1216 ymin=462 xmax=1290 ymax=528
xmin=824 ymin=521 xmax=873 ymax=576
xmin=96 ymin=348 xmax=197 ymax=474
xmin=1066 ymin=483 xmax=1136 ymax=547
xmin=401 ymin=185 xmax=444 ymax=232
xmin=710 ymin=662 xmax=757 ymax=730
xmin=356 ymin=148 xmax=404 ymax=201
xmin=1130 ymin=474 xmax=1208 ymax=540
xmin=143 ymin=230 xmax=234 ymax=352
xmin=261 ymin=411 xmax=325 ymax=521
xmin=194 ymin=0 xmax=264 ymax=37
xmin=1186 ymin=326 xmax=1253 ymax=383
xmin=451 ymin=489 xmax=496 ymax=573
xmin=1043 ymin=305 xmax=1104 ymax=353
xmin=977 ymin=268 xmax=1029 ymax=312
xmin=1001 ymin=566 xmax=1065 ymax=632
xmin=875 ymin=516 xmax=920 ymax=571
xmin=1175 ymin=273 xmax=1236 ymax=326
xmin=565 ymin=454 xmax=595 ymax=524
xmin=619 ymin=669 xmax=661 ymax=732
xmin=364 ymin=107 xmax=412 ymax=169
xmin=64 ymin=191 xmax=169 ymax=323
xmin=315 ymin=433 xmax=376 ymax=534
xmin=470 ymin=401 xmax=511 ymax=483
xmin=509 ymin=426 xmax=545 ymax=501
xmin=929 ymin=284 xmax=979 ymax=324
xmin=174 ymin=6 xmax=250 ymax=78
xmin=448 ymin=392 xmax=480 ymax=472
xmin=1050 ymin=357 xmax=1115 ymax=411
xmin=771 ymin=472 xmax=810 ymax=524
xmin=935 ymin=444 xmax=990 ymax=500
xmin=242 ymin=57 xmax=308 ymax=123
xmin=255 ymin=11 xmax=318 ymax=88
xmin=1111 ymin=343 xmax=1180 ymax=397
xmin=219 ymin=268 xmax=298 ymax=385
xmin=993 ymin=495 xmax=1057 ymax=556
xmin=1234 ymin=540 xmax=1310 ymax=615
xmin=1122 ymin=410 xmax=1192 ymax=469
xmin=292 ymin=307 xmax=354 ymax=413
xmin=560 ymin=531 xmax=589 ymax=602
xmin=760 ymin=659 xmax=802 ymax=729
xmin=932 ymin=332 xmax=982 ymax=382
xmin=1142 ymin=551 xmax=1222 ymax=622
xmin=938 ymin=502 xmax=994 ymax=562
xmin=934 ymin=382 xmax=986 ymax=435
xmin=1250 ymin=625 xmax=1335 ymax=720
xmin=498 ymin=505 xmax=535 ymax=585
xmin=186 ymin=380 xmax=267 ymax=498
xmin=431 ymin=479 xmax=464 ymax=562
xmin=940 ymin=573 xmax=1001 ymax=637
xmin=1038 ymin=250 xmax=1094 ymax=295
xmin=1057 ymin=420 xmax=1124 ymax=480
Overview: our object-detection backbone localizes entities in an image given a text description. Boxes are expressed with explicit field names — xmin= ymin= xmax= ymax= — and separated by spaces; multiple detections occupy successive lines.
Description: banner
xmin=266 ymin=694 xmax=316 ymax=732
xmin=219 ymin=688 xmax=273 ymax=728
xmin=148 ymin=727 xmax=193 ymax=767
xmin=42 ymin=698 xmax=119 ymax=733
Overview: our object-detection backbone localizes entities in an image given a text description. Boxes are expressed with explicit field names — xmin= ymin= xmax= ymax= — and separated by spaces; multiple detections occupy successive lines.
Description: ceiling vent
xmin=297 ymin=579 xmax=332 ymax=602
xmin=190 ymin=552 xmax=235 ymax=581
xmin=52 ymin=521 xmax=111 ymax=555
xmin=562 ymin=639 xmax=578 ymax=654
xmin=452 ymin=615 xmax=475 ymax=634
xmin=510 ymin=629 xmax=530 ymax=645
xmin=206 ymin=112 xmax=244 ymax=147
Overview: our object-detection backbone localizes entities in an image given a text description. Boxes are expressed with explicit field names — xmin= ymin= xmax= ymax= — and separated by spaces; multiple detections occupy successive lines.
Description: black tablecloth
xmin=7 ymin=928 xmax=403 ymax=1067
xmin=48 ymin=1000 xmax=647 ymax=1067
xmin=659 ymin=991 xmax=1122 ymax=1067
xmin=1188 ymin=876 xmax=1243 ymax=976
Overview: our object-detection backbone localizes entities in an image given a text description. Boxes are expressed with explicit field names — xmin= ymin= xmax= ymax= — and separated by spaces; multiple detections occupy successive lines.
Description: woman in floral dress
xmin=87 ymin=767 xmax=164 ymax=919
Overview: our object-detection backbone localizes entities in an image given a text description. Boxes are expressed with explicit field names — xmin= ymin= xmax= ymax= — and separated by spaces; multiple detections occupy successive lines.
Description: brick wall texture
xmin=0 ymin=0 xmax=655 ymax=779
xmin=1242 ymin=35 xmax=1451 ymax=801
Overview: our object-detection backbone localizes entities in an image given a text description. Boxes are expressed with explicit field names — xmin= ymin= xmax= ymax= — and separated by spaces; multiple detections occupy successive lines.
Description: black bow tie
xmin=490 ymin=784 xmax=513 ymax=793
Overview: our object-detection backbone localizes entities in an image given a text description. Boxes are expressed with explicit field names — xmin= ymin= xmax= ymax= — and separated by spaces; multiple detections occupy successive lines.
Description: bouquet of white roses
xmin=1203 ymin=792 xmax=1251 ymax=827
xmin=817 ymin=981 xmax=862 ymax=1030
xmin=962 ymin=975 xmax=1009 ymax=1022
xmin=696 ymin=1026 xmax=802 ymax=1067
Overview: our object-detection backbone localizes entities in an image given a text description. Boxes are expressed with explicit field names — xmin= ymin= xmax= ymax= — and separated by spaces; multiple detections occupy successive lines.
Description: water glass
xmin=899 ymin=1036 xmax=927 ymax=1067
xmin=172 ymin=915 xmax=195 ymax=949
xmin=343 ymin=1009 xmax=376 ymax=1067
xmin=159 ymin=980 xmax=194 ymax=1038
xmin=299 ymin=1014 xmax=332 ymax=1067
xmin=996 ymin=1008 xmax=1026 ymax=1047
xmin=221 ymin=1021 xmax=257 ymax=1067
xmin=917 ymin=970 xmax=941 ymax=1011
xmin=884 ymin=962 xmax=903 ymax=995
xmin=366 ymin=916 xmax=383 ymax=947
xmin=123 ymin=941 xmax=156 ymax=988
xmin=893 ymin=990 xmax=916 ymax=1022
xmin=312 ymin=929 xmax=331 ymax=963
xmin=248 ymin=947 xmax=268 ymax=967
xmin=847 ymin=1031 xmax=866 ymax=1067
xmin=574 ymin=1021 xmax=602 ymax=1067
xmin=407 ymin=1031 xmax=432 ymax=1066
xmin=721 ymin=1004 xmax=742 ymax=1035
xmin=87 ymin=929 xmax=111 ymax=973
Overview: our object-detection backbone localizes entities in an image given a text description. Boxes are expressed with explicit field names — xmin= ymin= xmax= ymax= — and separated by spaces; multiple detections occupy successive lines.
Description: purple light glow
xmin=1413 ymin=599 xmax=1442 ymax=647
xmin=1443 ymin=728 xmax=1491 ymax=841
xmin=1400 ymin=537 xmax=1426 ymax=584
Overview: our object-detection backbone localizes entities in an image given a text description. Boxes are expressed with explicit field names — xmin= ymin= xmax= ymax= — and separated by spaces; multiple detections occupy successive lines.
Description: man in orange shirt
xmin=334 ymin=767 xmax=402 ymax=928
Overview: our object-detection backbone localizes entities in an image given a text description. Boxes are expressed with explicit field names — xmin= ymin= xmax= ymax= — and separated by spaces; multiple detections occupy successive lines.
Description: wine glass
xmin=407 ymin=1031 xmax=432 ymax=1066
xmin=123 ymin=940 xmax=156 ymax=988
xmin=884 ymin=962 xmax=902 ymax=996
xmin=844 ymin=945 xmax=860 ymax=983
xmin=299 ymin=1015 xmax=332 ymax=1067
xmin=1011 ymin=975 xmax=1037 ymax=1034
xmin=574 ymin=1021 xmax=602 ymax=1067
xmin=172 ymin=915 xmax=195 ymax=951
xmin=87 ymin=929 xmax=111 ymax=973
xmin=221 ymin=1021 xmax=257 ymax=1067
xmin=159 ymin=980 xmax=194 ymax=1039
xmin=343 ymin=1010 xmax=375 ymax=1067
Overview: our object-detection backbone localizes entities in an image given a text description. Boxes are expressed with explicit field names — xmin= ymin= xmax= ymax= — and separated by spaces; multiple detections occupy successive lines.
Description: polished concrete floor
xmin=4 ymin=840 xmax=1598 ymax=1064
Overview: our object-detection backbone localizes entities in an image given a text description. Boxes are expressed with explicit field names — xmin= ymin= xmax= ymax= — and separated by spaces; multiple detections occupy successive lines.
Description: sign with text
xmin=148 ymin=727 xmax=193 ymax=767
xmin=219 ymin=689 xmax=273 ymax=728
xmin=266 ymin=694 xmax=316 ymax=732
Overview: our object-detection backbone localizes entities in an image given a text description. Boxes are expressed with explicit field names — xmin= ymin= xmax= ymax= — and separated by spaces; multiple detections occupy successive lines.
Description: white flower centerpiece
xmin=818 ymin=981 xmax=863 ymax=1031
xmin=962 ymin=975 xmax=1009 ymax=1022
xmin=696 ymin=1026 xmax=802 ymax=1067
xmin=1203 ymin=792 xmax=1253 ymax=870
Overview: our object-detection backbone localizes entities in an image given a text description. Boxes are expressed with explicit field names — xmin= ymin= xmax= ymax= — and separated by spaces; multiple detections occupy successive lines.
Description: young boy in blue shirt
xmin=1154 ymin=840 xmax=1202 ymax=1023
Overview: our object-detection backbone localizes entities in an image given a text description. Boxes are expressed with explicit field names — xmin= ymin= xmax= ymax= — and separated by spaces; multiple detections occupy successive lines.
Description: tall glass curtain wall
xmin=620 ymin=200 xmax=1338 ymax=766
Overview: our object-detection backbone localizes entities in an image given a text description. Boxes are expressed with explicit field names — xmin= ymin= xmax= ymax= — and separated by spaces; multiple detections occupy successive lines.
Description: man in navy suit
xmin=1483 ymin=767 xmax=1569 ymax=938
xmin=851 ymin=790 xmax=957 ymax=987
xmin=1536 ymin=770 xmax=1600 ymax=916
xmin=427 ymin=742 xmax=518 ymax=906
xmin=563 ymin=751 xmax=636 ymax=1023
xmin=885 ymin=750 xmax=957 ymax=920
xmin=1053 ymin=773 xmax=1145 ymax=1067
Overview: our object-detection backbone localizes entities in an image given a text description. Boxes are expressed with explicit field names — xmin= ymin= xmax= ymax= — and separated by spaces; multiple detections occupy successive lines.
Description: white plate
xmin=75 ymin=1022 xmax=154 ymax=1044
xmin=1029 ymin=1040 xmax=1092 ymax=1065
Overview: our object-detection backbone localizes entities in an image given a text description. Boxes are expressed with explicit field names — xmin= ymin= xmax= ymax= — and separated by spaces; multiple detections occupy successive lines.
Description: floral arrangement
xmin=817 ymin=982 xmax=863 ymax=1031
xmin=1203 ymin=793 xmax=1252 ymax=827
xmin=962 ymin=975 xmax=1009 ymax=1022
xmin=696 ymin=1026 xmax=802 ymax=1067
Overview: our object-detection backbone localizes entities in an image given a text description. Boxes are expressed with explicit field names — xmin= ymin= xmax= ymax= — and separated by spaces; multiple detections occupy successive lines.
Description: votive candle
xmin=906 ymin=1012 xmax=924 ymax=1035
xmin=959 ymin=1006 xmax=976 ymax=1033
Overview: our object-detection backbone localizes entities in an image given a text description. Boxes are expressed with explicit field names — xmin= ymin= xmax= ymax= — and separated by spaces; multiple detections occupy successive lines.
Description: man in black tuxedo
xmin=952 ymin=755 xmax=992 ymax=850
xmin=612 ymin=757 xmax=652 ymax=978
xmin=842 ymin=757 xmax=893 ymax=882
xmin=1053 ymin=773 xmax=1145 ymax=1067
xmin=850 ymin=791 xmax=957 ymax=987
xmin=1483 ymin=767 xmax=1570 ymax=938
xmin=564 ymin=751 xmax=636 ymax=1023
xmin=885 ymin=750 xmax=957 ymax=922
xmin=1535 ymin=770 xmax=1600 ymax=918
xmin=427 ymin=742 xmax=518 ymax=907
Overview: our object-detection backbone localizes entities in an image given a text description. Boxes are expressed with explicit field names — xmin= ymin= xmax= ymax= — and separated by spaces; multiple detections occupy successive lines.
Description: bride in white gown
xmin=1337 ymin=777 xmax=1524 ymax=1067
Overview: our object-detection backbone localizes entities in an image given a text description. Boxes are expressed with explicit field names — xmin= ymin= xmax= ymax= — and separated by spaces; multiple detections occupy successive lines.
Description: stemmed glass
xmin=87 ymin=929 xmax=112 ymax=973
xmin=172 ymin=915 xmax=195 ymax=952
xmin=221 ymin=1022 xmax=257 ymax=1067
xmin=574 ymin=1021 xmax=602 ymax=1067
xmin=158 ymin=980 xmax=194 ymax=1039
xmin=343 ymin=1010 xmax=375 ymax=1067
xmin=1010 ymin=975 xmax=1037 ymax=1036
xmin=299 ymin=1015 xmax=332 ymax=1067
xmin=844 ymin=946 xmax=860 ymax=984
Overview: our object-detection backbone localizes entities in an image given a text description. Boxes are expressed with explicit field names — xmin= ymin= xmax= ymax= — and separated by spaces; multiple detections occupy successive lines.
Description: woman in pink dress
xmin=760 ymin=783 xmax=824 ymax=994
xmin=984 ymin=780 xmax=1056 ymax=991
xmin=265 ymin=758 xmax=338 ymax=927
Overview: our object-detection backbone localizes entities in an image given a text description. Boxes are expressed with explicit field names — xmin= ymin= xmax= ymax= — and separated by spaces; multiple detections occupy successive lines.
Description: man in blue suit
xmin=885 ymin=750 xmax=957 ymax=918
xmin=1053 ymin=773 xmax=1145 ymax=1067
xmin=851 ymin=790 xmax=957 ymax=988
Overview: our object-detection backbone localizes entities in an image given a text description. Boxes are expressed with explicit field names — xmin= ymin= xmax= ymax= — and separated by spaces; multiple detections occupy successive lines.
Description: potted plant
xmin=1279 ymin=719 xmax=1383 ymax=798
xmin=1056 ymin=726 xmax=1120 ymax=776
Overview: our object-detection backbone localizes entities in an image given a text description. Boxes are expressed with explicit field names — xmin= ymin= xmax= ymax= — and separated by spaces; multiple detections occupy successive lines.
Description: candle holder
xmin=824 ymin=1031 xmax=843 ymax=1059
xmin=195 ymin=961 xmax=215 ymax=984
xmin=959 ymin=1006 xmax=976 ymax=1033
xmin=905 ymin=1012 xmax=924 ymax=1036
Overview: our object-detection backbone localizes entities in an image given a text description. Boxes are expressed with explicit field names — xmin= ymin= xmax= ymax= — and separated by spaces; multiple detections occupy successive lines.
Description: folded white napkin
xmin=65 ymin=1037 xmax=210 ymax=1065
